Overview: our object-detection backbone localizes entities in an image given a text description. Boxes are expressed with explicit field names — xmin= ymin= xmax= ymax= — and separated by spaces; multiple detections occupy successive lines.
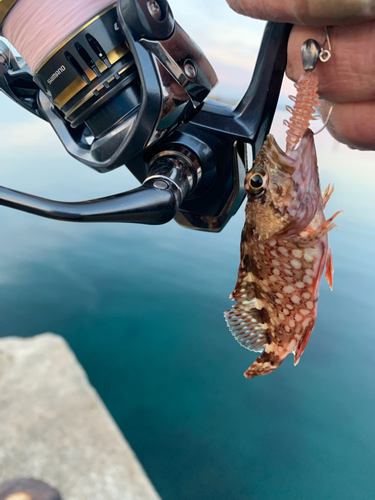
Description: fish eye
xmin=249 ymin=173 xmax=264 ymax=190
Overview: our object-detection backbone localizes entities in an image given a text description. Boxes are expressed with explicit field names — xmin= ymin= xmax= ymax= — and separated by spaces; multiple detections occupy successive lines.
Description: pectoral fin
xmin=224 ymin=302 xmax=268 ymax=353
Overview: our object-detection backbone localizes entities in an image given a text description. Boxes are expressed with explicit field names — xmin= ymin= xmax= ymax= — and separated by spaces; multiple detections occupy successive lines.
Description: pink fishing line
xmin=3 ymin=0 xmax=115 ymax=72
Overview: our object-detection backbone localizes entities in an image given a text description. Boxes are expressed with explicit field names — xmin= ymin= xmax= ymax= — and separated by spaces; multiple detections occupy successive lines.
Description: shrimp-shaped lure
xmin=284 ymin=71 xmax=319 ymax=155
xmin=283 ymin=37 xmax=331 ymax=155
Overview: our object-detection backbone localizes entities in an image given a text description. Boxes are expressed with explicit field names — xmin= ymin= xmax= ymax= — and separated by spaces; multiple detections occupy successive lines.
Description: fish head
xmin=245 ymin=129 xmax=322 ymax=241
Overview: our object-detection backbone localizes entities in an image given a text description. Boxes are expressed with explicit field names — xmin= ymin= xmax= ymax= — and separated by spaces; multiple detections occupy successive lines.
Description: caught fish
xmin=225 ymin=129 xmax=340 ymax=378
xmin=225 ymin=37 xmax=340 ymax=378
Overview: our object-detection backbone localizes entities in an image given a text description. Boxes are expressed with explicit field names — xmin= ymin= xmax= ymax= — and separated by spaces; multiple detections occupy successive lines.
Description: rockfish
xmin=225 ymin=129 xmax=340 ymax=378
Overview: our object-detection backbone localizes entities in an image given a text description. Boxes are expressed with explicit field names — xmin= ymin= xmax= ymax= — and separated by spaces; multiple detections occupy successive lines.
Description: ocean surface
xmin=1 ymin=4 xmax=375 ymax=499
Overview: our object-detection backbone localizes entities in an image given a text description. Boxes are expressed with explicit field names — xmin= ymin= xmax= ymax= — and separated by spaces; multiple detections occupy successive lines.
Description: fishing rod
xmin=0 ymin=0 xmax=291 ymax=232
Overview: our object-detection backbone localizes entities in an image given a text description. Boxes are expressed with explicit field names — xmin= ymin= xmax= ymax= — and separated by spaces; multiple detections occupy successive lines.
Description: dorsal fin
xmin=224 ymin=302 xmax=268 ymax=353
xmin=322 ymin=184 xmax=334 ymax=209
xmin=325 ymin=247 xmax=334 ymax=290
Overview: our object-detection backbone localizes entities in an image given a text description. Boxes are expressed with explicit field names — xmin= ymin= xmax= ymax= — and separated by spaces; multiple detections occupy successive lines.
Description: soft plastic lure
xmin=284 ymin=70 xmax=319 ymax=155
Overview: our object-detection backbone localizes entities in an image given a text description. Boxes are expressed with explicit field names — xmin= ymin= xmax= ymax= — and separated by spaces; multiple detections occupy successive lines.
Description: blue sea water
xmin=1 ymin=5 xmax=375 ymax=498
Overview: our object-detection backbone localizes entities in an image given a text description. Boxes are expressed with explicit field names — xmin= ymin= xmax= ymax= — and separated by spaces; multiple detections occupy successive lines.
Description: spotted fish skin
xmin=225 ymin=129 xmax=340 ymax=379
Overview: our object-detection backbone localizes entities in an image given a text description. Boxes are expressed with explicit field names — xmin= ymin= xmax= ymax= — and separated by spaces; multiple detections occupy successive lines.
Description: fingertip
xmin=225 ymin=0 xmax=247 ymax=16
xmin=325 ymin=101 xmax=375 ymax=151
xmin=225 ymin=0 xmax=302 ymax=22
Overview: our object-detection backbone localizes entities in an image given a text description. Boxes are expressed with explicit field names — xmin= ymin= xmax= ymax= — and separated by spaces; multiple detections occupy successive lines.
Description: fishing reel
xmin=0 ymin=0 xmax=291 ymax=231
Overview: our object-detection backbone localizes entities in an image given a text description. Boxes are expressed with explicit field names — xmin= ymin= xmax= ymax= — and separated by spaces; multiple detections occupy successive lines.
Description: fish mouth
xmin=265 ymin=128 xmax=317 ymax=176
xmin=264 ymin=134 xmax=295 ymax=175
xmin=289 ymin=129 xmax=318 ymax=186
xmin=265 ymin=129 xmax=322 ymax=238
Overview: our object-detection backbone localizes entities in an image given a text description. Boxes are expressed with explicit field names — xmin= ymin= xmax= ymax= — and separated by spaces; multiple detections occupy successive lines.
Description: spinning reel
xmin=0 ymin=0 xmax=291 ymax=231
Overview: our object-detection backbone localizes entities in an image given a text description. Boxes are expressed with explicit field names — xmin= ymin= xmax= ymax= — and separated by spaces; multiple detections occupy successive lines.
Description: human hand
xmin=226 ymin=0 xmax=375 ymax=150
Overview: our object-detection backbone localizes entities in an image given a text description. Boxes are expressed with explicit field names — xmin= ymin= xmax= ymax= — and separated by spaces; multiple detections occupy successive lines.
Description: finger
xmin=320 ymin=99 xmax=375 ymax=150
xmin=286 ymin=23 xmax=375 ymax=103
xmin=226 ymin=0 xmax=375 ymax=25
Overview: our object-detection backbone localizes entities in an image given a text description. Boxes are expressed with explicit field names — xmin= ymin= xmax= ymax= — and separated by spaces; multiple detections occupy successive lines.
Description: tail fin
xmin=244 ymin=348 xmax=287 ymax=379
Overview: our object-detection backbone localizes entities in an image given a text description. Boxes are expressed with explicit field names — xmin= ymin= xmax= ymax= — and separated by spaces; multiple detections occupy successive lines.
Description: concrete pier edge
xmin=0 ymin=333 xmax=161 ymax=500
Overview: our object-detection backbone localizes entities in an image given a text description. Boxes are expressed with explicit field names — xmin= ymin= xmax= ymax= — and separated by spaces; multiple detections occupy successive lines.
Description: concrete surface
xmin=0 ymin=334 xmax=161 ymax=500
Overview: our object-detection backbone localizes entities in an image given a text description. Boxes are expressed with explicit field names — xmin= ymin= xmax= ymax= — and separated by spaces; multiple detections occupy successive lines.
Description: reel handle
xmin=0 ymin=154 xmax=198 ymax=224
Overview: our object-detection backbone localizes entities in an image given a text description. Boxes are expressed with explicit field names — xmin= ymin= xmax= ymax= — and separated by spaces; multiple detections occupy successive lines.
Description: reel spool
xmin=0 ymin=0 xmax=217 ymax=169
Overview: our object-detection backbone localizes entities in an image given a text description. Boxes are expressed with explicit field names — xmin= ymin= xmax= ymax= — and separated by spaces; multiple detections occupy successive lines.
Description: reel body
xmin=0 ymin=0 xmax=291 ymax=231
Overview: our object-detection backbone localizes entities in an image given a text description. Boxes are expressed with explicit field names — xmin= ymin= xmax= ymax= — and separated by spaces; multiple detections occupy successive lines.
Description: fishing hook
xmin=313 ymin=105 xmax=333 ymax=135
xmin=314 ymin=27 xmax=333 ymax=135
xmin=319 ymin=27 xmax=332 ymax=63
